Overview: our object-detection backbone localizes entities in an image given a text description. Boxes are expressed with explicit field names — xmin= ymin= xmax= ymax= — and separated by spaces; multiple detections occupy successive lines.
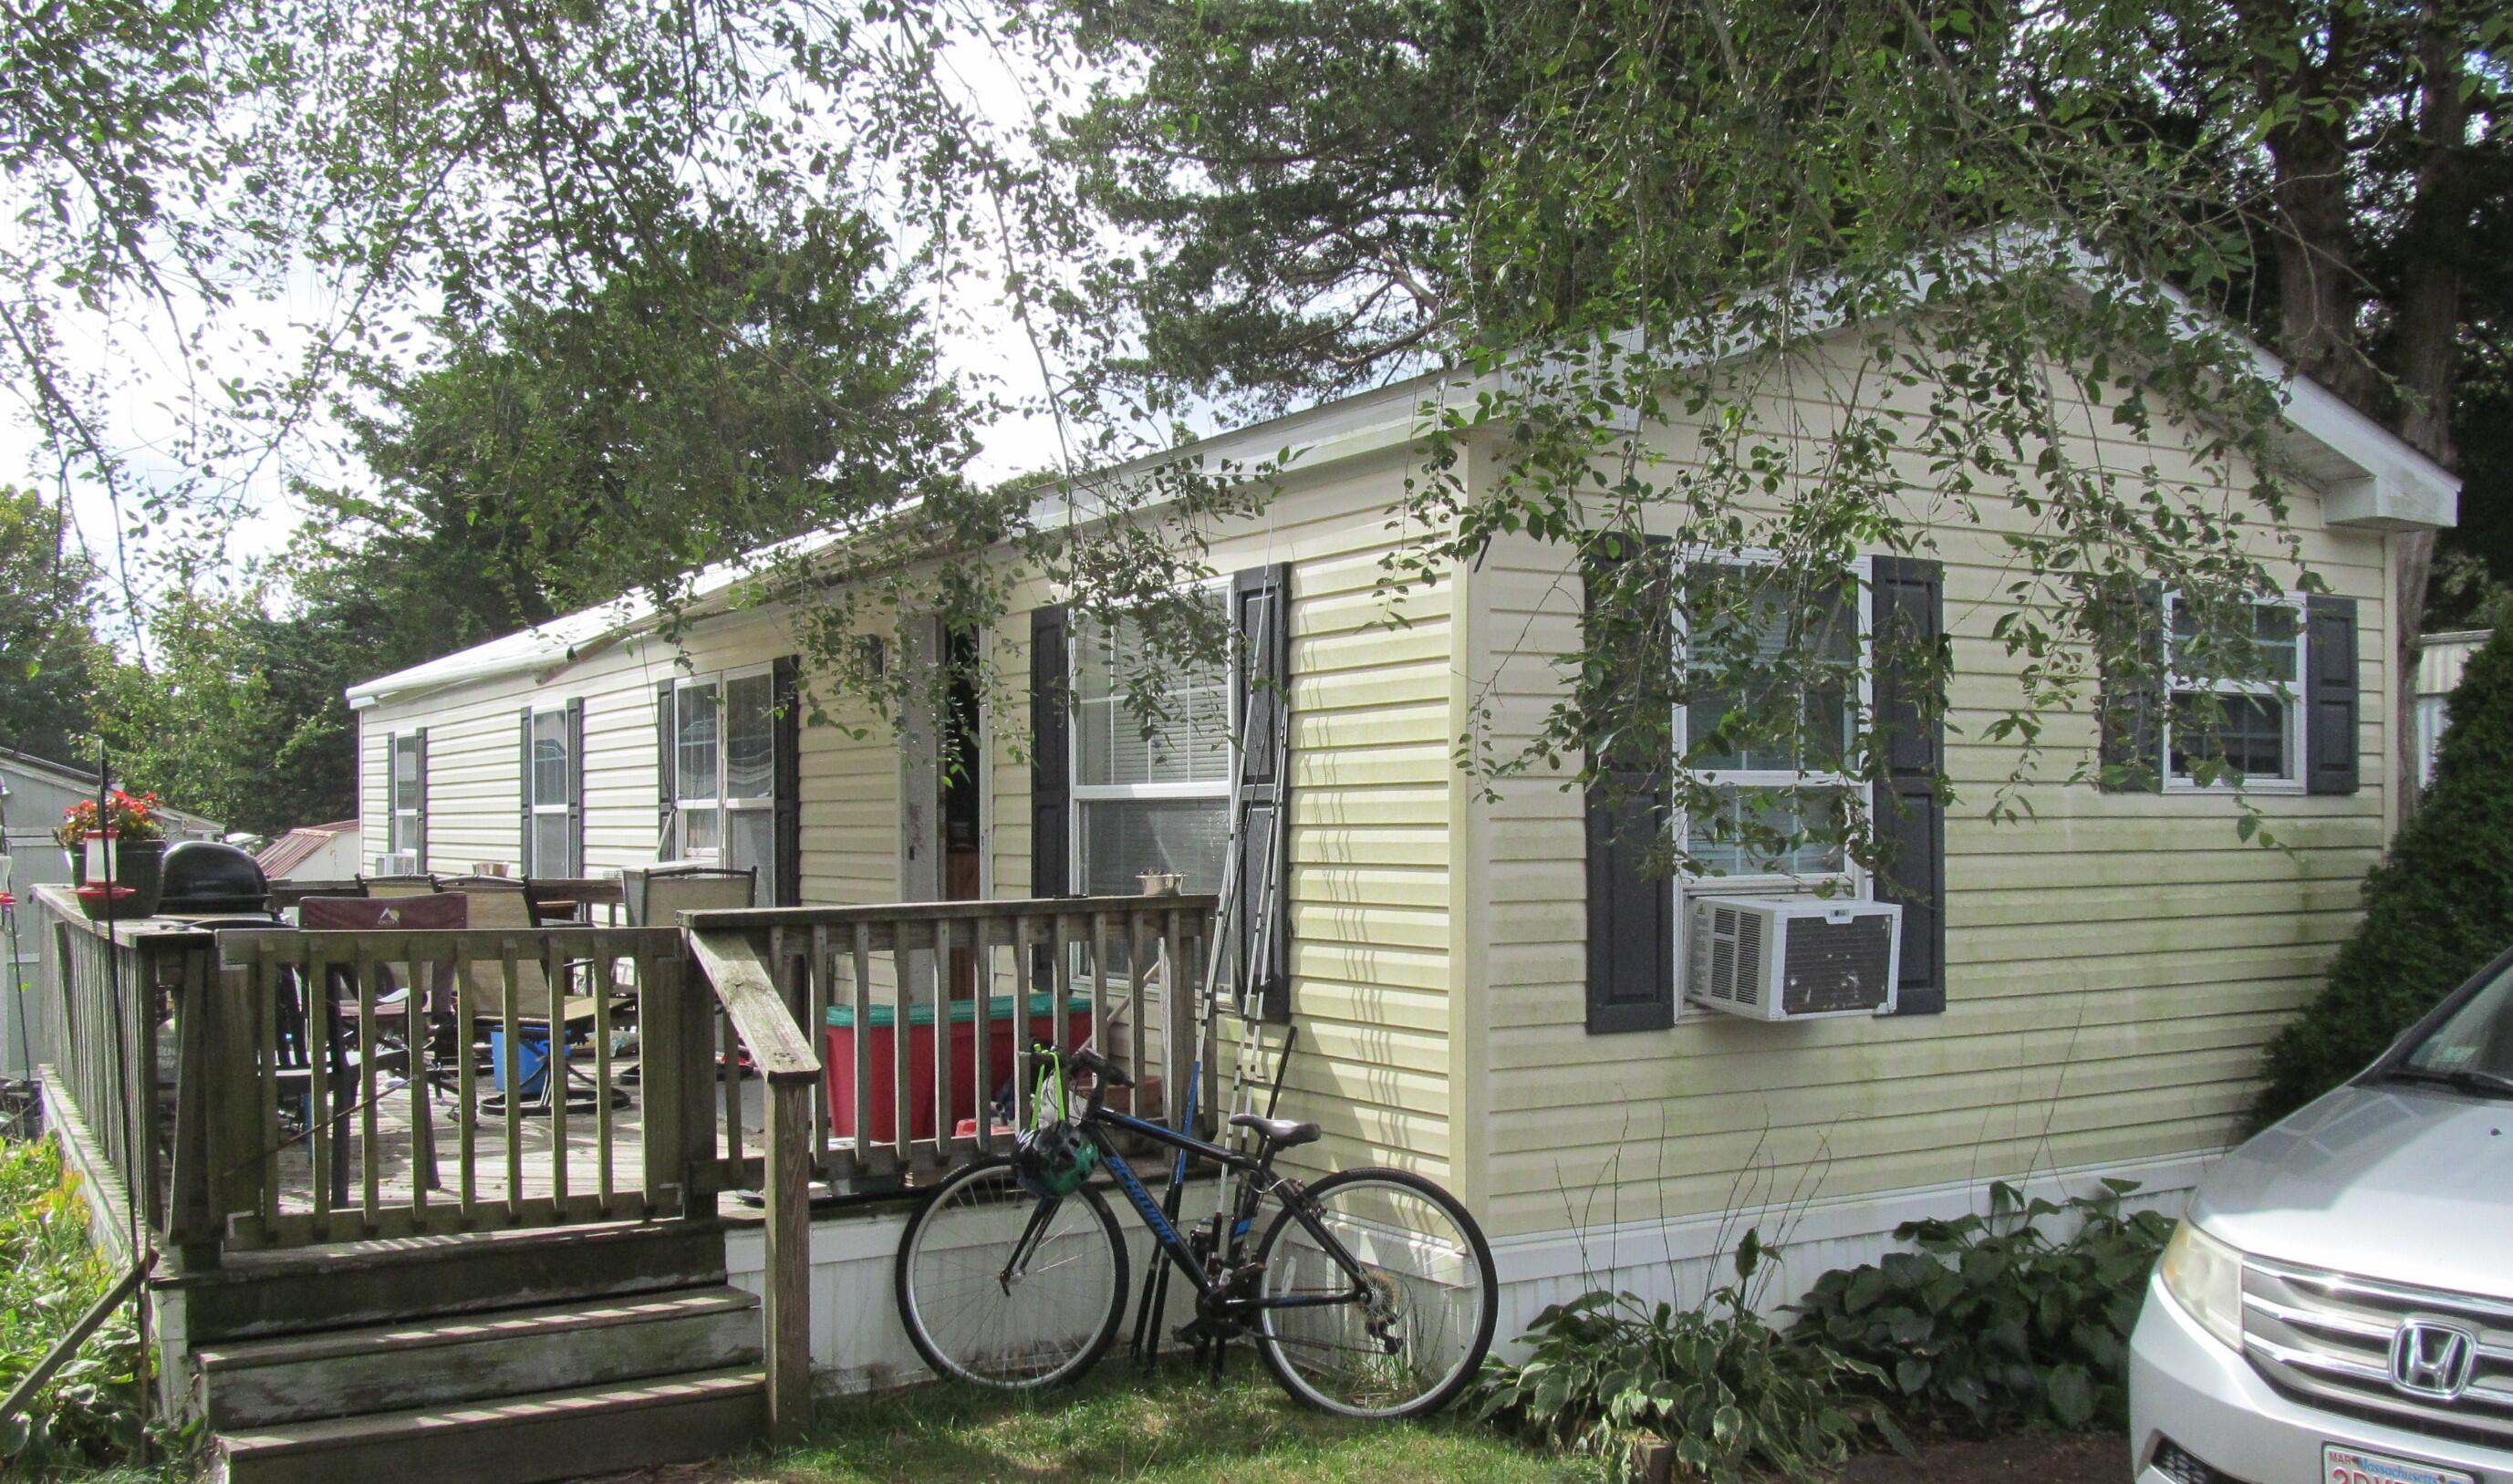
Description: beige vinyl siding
xmin=1457 ymin=336 xmax=2394 ymax=1240
xmin=357 ymin=719 xmax=389 ymax=870
xmin=979 ymin=462 xmax=1460 ymax=1181
xmin=354 ymin=606 xmax=909 ymax=898
xmin=347 ymin=464 xmax=1460 ymax=1181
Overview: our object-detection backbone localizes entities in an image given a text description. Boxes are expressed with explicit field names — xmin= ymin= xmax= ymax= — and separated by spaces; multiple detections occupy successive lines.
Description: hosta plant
xmin=1475 ymin=1230 xmax=1905 ymax=1482
xmin=1788 ymin=1179 xmax=2174 ymax=1432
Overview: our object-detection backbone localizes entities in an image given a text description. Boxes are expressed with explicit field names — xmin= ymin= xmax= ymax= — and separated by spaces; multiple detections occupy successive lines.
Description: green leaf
xmin=2046 ymin=1363 xmax=2096 ymax=1427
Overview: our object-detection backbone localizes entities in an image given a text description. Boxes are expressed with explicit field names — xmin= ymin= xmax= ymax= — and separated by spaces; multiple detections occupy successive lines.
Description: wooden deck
xmin=31 ymin=886 xmax=1217 ymax=1472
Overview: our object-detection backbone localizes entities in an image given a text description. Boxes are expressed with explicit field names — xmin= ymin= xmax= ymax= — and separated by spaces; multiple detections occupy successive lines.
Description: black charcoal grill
xmin=157 ymin=840 xmax=273 ymax=918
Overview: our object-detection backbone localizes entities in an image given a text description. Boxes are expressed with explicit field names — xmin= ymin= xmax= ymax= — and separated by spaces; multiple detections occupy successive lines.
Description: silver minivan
xmin=2129 ymin=947 xmax=2513 ymax=1483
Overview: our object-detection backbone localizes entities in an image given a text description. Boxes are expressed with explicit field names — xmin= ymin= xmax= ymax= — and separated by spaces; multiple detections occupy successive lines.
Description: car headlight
xmin=2158 ymin=1219 xmax=2245 ymax=1354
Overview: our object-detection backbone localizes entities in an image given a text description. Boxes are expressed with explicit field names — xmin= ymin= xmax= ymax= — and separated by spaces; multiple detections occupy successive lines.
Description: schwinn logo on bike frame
xmin=1100 ymin=1150 xmax=1175 ymax=1242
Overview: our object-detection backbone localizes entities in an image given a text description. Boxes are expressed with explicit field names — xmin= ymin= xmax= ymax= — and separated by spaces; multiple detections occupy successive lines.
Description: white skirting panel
xmin=1480 ymin=1150 xmax=2222 ymax=1359
xmin=728 ymin=1152 xmax=2222 ymax=1385
xmin=722 ymin=1193 xmax=1209 ymax=1393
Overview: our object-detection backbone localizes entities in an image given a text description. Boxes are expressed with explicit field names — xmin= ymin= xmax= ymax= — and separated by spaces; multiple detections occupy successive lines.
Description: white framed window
xmin=389 ymin=732 xmax=424 ymax=858
xmin=1673 ymin=555 xmax=1874 ymax=896
xmin=527 ymin=705 xmax=575 ymax=877
xmin=2162 ymin=591 xmax=2306 ymax=794
xmin=1070 ymin=586 xmax=1236 ymax=897
xmin=671 ymin=666 xmax=778 ymax=883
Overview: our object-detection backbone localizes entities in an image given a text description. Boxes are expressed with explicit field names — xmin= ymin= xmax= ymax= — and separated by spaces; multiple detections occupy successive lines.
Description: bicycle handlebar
xmin=1033 ymin=1041 xmax=1134 ymax=1090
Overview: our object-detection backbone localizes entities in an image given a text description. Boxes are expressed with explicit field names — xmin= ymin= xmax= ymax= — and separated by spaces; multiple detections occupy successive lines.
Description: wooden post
xmin=682 ymin=927 xmax=823 ymax=1443
xmin=762 ymin=1074 xmax=814 ymax=1444
xmin=164 ymin=948 xmax=218 ymax=1267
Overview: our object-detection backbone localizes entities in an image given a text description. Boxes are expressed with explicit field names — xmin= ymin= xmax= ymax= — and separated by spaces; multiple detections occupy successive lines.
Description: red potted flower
xmin=57 ymin=792 xmax=168 ymax=918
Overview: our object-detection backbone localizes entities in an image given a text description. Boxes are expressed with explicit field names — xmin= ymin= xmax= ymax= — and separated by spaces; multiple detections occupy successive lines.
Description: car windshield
xmin=2397 ymin=956 xmax=2513 ymax=1083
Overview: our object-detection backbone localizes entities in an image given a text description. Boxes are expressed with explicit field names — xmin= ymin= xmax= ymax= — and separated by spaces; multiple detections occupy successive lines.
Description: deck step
xmin=211 ymin=1366 xmax=766 ymax=1484
xmin=195 ymin=1285 xmax=763 ymax=1428
xmin=165 ymin=1219 xmax=731 ymax=1342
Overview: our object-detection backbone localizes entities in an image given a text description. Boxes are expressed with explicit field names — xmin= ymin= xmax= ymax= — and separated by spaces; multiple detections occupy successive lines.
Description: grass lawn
xmin=648 ymin=1358 xmax=1604 ymax=1484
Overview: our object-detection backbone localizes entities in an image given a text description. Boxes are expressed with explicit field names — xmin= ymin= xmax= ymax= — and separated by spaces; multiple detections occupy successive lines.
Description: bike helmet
xmin=1012 ymin=1119 xmax=1100 ymax=1198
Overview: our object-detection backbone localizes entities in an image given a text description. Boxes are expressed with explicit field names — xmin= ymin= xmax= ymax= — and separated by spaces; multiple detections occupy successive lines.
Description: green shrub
xmin=1474 ymin=1231 xmax=1905 ymax=1482
xmin=0 ymin=1136 xmax=160 ymax=1475
xmin=1787 ymin=1180 xmax=2172 ymax=1433
xmin=2251 ymin=618 xmax=2513 ymax=1126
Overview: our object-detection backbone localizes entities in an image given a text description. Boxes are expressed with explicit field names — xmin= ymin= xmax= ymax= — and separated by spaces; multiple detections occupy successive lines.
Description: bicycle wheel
xmin=895 ymin=1157 xmax=1130 ymax=1388
xmin=1251 ymin=1166 xmax=1497 ymax=1418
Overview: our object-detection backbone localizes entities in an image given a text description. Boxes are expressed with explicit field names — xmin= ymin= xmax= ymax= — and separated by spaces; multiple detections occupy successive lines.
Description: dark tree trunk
xmin=2248 ymin=0 xmax=2475 ymax=821
xmin=2384 ymin=0 xmax=2471 ymax=815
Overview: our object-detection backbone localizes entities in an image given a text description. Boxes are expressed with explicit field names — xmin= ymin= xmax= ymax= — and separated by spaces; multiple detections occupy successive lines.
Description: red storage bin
xmin=825 ymin=993 xmax=1094 ymax=1143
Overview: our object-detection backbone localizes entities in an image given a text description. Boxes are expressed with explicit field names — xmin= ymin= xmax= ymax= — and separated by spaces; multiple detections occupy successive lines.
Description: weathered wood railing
xmin=680 ymin=892 xmax=1216 ymax=1446
xmin=26 ymin=884 xmax=1218 ymax=1446
xmin=682 ymin=929 xmax=820 ymax=1444
xmin=202 ymin=924 xmax=699 ymax=1250
xmin=683 ymin=894 xmax=1220 ymax=1188
xmin=35 ymin=888 xmax=194 ymax=1245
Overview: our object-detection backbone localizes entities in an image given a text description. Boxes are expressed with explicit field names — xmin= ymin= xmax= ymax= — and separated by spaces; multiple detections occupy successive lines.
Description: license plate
xmin=2323 ymin=1445 xmax=2477 ymax=1484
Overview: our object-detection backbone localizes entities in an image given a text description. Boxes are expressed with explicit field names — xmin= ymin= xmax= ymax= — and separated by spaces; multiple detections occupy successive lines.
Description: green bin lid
xmin=826 ymin=991 xmax=1091 ymax=1030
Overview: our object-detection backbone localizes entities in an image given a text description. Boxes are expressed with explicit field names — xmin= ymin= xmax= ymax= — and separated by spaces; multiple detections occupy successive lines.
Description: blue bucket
xmin=489 ymin=1027 xmax=553 ymax=1098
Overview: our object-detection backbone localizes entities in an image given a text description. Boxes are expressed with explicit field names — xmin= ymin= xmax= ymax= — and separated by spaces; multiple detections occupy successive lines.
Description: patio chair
xmin=611 ymin=866 xmax=756 ymax=1087
xmin=446 ymin=876 xmax=623 ymax=1116
xmin=294 ymin=891 xmax=468 ymax=1198
xmin=620 ymin=863 xmax=757 ymax=926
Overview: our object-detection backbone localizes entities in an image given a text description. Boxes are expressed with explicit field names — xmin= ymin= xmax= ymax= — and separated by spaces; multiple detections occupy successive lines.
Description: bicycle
xmin=893 ymin=1044 xmax=1499 ymax=1418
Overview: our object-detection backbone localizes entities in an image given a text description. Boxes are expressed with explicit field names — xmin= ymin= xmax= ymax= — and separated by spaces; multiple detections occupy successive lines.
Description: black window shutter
xmin=412 ymin=727 xmax=430 ymax=872
xmin=773 ymin=655 xmax=803 ymax=905
xmin=655 ymin=681 xmax=678 ymax=857
xmin=1232 ymin=563 xmax=1295 ymax=1022
xmin=1870 ymin=556 xmax=1949 ymax=1016
xmin=517 ymin=708 xmax=535 ymax=874
xmin=1030 ymin=606 xmax=1071 ymax=899
xmin=2097 ymin=582 xmax=2166 ymax=793
xmin=1584 ymin=534 xmax=1676 ymax=1034
xmin=566 ymin=697 xmax=587 ymax=877
xmin=2304 ymin=596 xmax=2361 ymax=795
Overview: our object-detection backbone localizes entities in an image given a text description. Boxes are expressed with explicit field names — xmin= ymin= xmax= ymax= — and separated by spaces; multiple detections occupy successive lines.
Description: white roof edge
xmin=349 ymin=234 xmax=2458 ymax=708
xmin=1051 ymin=229 xmax=2456 ymax=534
xmin=344 ymin=521 xmax=869 ymax=709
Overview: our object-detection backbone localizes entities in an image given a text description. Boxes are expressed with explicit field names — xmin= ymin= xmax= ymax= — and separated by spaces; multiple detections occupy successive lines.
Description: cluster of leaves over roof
xmin=1046 ymin=0 xmax=2497 ymax=871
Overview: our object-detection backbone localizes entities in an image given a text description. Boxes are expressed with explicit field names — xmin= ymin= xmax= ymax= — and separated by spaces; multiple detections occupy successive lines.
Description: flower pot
xmin=83 ymin=832 xmax=164 ymax=917
xmin=115 ymin=838 xmax=165 ymax=918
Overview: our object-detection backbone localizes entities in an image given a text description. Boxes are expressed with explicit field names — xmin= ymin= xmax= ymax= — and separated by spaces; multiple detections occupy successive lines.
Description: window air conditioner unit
xmin=375 ymin=852 xmax=421 ymax=876
xmin=1687 ymin=897 xmax=1902 ymax=1022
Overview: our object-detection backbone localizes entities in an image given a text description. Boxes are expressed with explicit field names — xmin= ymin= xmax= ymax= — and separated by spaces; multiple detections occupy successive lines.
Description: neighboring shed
xmin=348 ymin=300 xmax=2456 ymax=1351
xmin=0 ymin=748 xmax=223 ymax=1078
xmin=2413 ymin=628 xmax=2490 ymax=791
xmin=253 ymin=818 xmax=362 ymax=881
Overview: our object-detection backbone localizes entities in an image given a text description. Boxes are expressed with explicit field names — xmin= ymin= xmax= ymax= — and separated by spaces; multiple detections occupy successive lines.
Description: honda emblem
xmin=2387 ymin=1318 xmax=2477 ymax=1401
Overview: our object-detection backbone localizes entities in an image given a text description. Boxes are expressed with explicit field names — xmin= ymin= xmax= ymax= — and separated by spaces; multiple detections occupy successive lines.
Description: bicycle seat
xmin=1230 ymin=1113 xmax=1321 ymax=1149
